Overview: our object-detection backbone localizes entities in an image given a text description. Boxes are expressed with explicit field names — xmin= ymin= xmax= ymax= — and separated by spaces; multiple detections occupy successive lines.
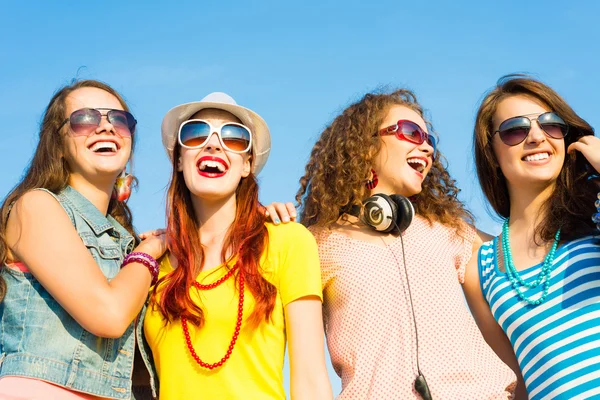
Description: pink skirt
xmin=0 ymin=377 xmax=107 ymax=400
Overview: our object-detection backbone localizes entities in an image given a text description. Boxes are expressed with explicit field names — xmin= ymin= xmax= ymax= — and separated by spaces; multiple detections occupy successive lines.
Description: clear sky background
xmin=1 ymin=0 xmax=599 ymax=395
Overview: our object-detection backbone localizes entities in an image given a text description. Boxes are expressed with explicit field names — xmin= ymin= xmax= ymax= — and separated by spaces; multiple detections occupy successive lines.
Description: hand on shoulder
xmin=263 ymin=201 xmax=297 ymax=225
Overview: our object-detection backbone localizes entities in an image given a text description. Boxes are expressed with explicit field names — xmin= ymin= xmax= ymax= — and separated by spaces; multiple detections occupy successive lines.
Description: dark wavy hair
xmin=474 ymin=74 xmax=597 ymax=242
xmin=297 ymin=88 xmax=473 ymax=232
xmin=152 ymin=142 xmax=276 ymax=329
xmin=0 ymin=79 xmax=138 ymax=302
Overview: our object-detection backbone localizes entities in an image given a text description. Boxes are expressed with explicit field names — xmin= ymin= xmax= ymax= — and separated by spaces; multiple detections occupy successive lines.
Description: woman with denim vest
xmin=0 ymin=80 xmax=166 ymax=399
xmin=140 ymin=93 xmax=332 ymax=399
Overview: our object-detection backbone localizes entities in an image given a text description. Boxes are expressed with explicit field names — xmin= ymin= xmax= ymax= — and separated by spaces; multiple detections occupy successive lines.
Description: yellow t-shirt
xmin=144 ymin=222 xmax=323 ymax=400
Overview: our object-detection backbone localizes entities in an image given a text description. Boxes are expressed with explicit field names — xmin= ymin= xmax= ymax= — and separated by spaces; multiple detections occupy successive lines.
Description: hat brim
xmin=161 ymin=101 xmax=271 ymax=175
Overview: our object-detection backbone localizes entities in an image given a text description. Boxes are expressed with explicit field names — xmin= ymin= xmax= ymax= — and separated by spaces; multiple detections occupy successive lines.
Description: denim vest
xmin=0 ymin=186 xmax=155 ymax=399
xmin=135 ymin=303 xmax=158 ymax=398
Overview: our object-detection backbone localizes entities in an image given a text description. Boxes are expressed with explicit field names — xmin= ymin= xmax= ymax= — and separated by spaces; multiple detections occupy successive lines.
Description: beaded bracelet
xmin=594 ymin=192 xmax=600 ymax=232
xmin=122 ymin=252 xmax=159 ymax=286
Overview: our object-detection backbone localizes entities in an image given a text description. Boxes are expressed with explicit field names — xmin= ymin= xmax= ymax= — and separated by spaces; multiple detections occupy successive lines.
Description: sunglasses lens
xmin=499 ymin=128 xmax=530 ymax=146
xmin=220 ymin=124 xmax=251 ymax=152
xmin=180 ymin=121 xmax=211 ymax=148
xmin=108 ymin=110 xmax=135 ymax=137
xmin=427 ymin=135 xmax=437 ymax=153
xmin=398 ymin=121 xmax=425 ymax=144
xmin=498 ymin=117 xmax=530 ymax=146
xmin=539 ymin=112 xmax=568 ymax=139
xmin=394 ymin=120 xmax=436 ymax=155
xmin=69 ymin=109 xmax=101 ymax=136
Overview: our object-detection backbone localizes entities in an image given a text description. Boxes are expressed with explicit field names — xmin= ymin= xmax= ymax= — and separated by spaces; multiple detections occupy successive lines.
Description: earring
xmin=365 ymin=169 xmax=378 ymax=190
xmin=113 ymin=170 xmax=134 ymax=202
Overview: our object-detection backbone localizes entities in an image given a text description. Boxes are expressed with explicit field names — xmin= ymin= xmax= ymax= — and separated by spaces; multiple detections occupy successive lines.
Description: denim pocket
xmin=81 ymin=232 xmax=121 ymax=259
xmin=80 ymin=232 xmax=121 ymax=278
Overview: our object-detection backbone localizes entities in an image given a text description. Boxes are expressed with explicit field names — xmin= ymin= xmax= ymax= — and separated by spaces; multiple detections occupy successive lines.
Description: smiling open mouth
xmin=407 ymin=158 xmax=426 ymax=173
xmin=196 ymin=158 xmax=229 ymax=177
xmin=198 ymin=160 xmax=226 ymax=173
xmin=88 ymin=141 xmax=119 ymax=153
xmin=522 ymin=152 xmax=550 ymax=162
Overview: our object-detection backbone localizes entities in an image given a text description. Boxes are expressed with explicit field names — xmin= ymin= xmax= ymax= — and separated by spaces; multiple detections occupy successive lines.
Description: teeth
xmin=199 ymin=160 xmax=226 ymax=172
xmin=89 ymin=142 xmax=117 ymax=152
xmin=407 ymin=158 xmax=426 ymax=172
xmin=524 ymin=152 xmax=549 ymax=162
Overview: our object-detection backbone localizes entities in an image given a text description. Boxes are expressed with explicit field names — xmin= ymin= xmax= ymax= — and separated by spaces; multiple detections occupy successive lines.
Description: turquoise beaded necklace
xmin=501 ymin=219 xmax=561 ymax=306
xmin=592 ymin=192 xmax=600 ymax=231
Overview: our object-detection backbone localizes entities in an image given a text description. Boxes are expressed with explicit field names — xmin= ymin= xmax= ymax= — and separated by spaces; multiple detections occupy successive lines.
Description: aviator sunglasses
xmin=494 ymin=112 xmax=569 ymax=146
xmin=59 ymin=108 xmax=137 ymax=138
xmin=377 ymin=120 xmax=437 ymax=154
xmin=178 ymin=119 xmax=252 ymax=153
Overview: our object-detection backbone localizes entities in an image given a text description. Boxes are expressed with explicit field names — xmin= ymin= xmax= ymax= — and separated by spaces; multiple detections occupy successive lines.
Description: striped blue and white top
xmin=479 ymin=235 xmax=600 ymax=400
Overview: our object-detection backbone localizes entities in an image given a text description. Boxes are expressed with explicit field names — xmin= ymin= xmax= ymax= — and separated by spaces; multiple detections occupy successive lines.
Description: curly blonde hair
xmin=296 ymin=88 xmax=473 ymax=232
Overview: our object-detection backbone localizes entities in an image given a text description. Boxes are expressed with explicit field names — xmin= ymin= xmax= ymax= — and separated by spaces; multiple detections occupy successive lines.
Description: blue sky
xmin=1 ymin=0 xmax=599 ymax=395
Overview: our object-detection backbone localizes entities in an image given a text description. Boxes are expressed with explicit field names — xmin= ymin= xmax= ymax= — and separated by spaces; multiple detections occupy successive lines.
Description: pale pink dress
xmin=312 ymin=216 xmax=516 ymax=399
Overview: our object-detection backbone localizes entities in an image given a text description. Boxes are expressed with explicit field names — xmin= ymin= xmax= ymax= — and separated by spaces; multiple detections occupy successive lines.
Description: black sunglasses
xmin=494 ymin=112 xmax=568 ymax=146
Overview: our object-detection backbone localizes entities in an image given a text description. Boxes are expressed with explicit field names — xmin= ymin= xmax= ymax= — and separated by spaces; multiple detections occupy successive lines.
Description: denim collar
xmin=60 ymin=186 xmax=133 ymax=241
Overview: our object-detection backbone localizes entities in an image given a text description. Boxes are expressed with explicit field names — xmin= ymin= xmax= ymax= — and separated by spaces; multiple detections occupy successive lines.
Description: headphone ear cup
xmin=389 ymin=194 xmax=414 ymax=233
xmin=362 ymin=193 xmax=397 ymax=233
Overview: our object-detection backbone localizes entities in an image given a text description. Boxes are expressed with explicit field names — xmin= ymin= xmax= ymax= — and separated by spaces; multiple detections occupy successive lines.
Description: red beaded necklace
xmin=181 ymin=264 xmax=244 ymax=370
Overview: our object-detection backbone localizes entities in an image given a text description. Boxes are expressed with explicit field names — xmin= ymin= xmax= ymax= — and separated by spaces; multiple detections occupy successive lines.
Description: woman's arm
xmin=6 ymin=190 xmax=166 ymax=338
xmin=463 ymin=230 xmax=528 ymax=400
xmin=285 ymin=295 xmax=333 ymax=400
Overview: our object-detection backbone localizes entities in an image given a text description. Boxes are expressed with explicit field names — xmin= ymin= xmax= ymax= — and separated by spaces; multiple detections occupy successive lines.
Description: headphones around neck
xmin=350 ymin=193 xmax=415 ymax=233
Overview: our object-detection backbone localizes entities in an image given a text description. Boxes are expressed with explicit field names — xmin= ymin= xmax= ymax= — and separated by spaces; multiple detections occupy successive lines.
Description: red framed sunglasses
xmin=377 ymin=120 xmax=437 ymax=154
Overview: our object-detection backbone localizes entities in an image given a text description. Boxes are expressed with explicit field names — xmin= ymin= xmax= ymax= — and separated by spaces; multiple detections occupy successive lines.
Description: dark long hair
xmin=0 ymin=79 xmax=138 ymax=302
xmin=474 ymin=74 xmax=597 ymax=242
xmin=297 ymin=88 xmax=473 ymax=232
xmin=152 ymin=143 xmax=276 ymax=328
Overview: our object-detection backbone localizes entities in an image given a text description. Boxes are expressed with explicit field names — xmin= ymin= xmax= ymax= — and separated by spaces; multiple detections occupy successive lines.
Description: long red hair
xmin=152 ymin=145 xmax=276 ymax=328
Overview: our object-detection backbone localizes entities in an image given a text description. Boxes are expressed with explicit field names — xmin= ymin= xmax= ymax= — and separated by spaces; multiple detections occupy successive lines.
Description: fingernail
xmin=283 ymin=217 xmax=290 ymax=222
xmin=274 ymin=218 xmax=281 ymax=224
xmin=291 ymin=213 xmax=297 ymax=218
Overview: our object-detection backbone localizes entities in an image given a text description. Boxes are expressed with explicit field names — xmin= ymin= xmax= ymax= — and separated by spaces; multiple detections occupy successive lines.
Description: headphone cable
xmin=387 ymin=220 xmax=432 ymax=400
